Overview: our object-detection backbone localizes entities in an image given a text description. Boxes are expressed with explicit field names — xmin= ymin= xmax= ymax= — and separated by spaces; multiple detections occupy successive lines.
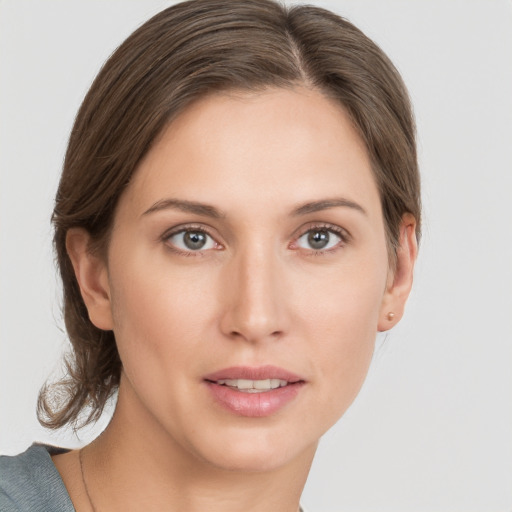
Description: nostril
xmin=227 ymin=329 xmax=283 ymax=342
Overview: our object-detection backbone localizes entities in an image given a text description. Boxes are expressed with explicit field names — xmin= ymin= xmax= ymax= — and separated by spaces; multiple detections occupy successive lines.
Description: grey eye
xmin=297 ymin=229 xmax=341 ymax=251
xmin=168 ymin=230 xmax=216 ymax=251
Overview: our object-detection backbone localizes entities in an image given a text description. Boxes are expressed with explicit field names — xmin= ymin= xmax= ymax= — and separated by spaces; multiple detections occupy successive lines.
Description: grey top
xmin=0 ymin=444 xmax=74 ymax=512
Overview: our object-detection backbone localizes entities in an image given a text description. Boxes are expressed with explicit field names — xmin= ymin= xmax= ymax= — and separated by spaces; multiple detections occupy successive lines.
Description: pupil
xmin=308 ymin=230 xmax=329 ymax=249
xmin=184 ymin=231 xmax=206 ymax=250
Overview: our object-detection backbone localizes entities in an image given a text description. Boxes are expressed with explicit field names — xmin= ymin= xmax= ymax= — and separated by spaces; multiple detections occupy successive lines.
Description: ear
xmin=378 ymin=213 xmax=418 ymax=332
xmin=66 ymin=228 xmax=114 ymax=331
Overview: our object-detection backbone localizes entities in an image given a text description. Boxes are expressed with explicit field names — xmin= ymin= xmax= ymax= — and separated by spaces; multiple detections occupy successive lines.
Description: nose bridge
xmin=221 ymin=240 xmax=285 ymax=342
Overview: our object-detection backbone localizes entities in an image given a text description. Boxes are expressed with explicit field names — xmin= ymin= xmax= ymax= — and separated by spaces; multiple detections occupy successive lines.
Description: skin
xmin=55 ymin=86 xmax=417 ymax=512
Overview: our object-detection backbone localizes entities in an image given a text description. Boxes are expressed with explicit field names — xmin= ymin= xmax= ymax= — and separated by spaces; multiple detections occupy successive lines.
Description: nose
xmin=219 ymin=244 xmax=288 ymax=343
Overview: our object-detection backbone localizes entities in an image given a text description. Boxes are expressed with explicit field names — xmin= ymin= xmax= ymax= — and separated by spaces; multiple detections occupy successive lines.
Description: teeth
xmin=216 ymin=378 xmax=288 ymax=392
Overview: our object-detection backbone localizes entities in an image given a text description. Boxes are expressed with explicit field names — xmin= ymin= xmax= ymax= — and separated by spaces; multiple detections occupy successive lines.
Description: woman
xmin=0 ymin=0 xmax=419 ymax=510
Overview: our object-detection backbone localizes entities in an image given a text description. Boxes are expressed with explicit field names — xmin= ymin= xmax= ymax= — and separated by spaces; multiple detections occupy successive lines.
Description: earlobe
xmin=66 ymin=228 xmax=113 ymax=331
xmin=378 ymin=214 xmax=418 ymax=332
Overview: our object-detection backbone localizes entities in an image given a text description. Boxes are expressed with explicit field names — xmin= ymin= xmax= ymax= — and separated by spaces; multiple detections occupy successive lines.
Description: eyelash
xmin=161 ymin=223 xmax=350 ymax=257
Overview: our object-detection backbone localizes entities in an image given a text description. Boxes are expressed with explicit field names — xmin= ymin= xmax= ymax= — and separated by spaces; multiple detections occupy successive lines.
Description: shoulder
xmin=0 ymin=444 xmax=75 ymax=512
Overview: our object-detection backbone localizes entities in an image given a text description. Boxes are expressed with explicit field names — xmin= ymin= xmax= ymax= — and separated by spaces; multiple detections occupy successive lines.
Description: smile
xmin=215 ymin=378 xmax=289 ymax=392
xmin=204 ymin=366 xmax=305 ymax=417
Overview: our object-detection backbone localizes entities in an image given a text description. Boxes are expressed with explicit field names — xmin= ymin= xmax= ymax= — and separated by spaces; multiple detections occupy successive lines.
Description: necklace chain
xmin=79 ymin=448 xmax=98 ymax=512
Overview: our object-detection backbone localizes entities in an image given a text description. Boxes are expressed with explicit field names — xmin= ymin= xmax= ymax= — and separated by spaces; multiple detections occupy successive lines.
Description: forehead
xmin=120 ymin=86 xmax=381 ymax=221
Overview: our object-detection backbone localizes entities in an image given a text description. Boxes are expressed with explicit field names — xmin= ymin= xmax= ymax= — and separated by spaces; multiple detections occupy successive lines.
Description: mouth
xmin=212 ymin=378 xmax=290 ymax=393
xmin=203 ymin=366 xmax=305 ymax=417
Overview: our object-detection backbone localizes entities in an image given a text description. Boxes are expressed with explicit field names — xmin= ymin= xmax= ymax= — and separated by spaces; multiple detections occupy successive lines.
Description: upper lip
xmin=204 ymin=365 xmax=304 ymax=383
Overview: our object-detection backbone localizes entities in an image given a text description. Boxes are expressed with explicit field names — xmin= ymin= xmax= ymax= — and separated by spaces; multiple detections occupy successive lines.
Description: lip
xmin=204 ymin=365 xmax=304 ymax=382
xmin=204 ymin=365 xmax=306 ymax=418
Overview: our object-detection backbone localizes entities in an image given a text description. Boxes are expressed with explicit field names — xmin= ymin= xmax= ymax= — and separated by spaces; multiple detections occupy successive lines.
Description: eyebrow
xmin=292 ymin=198 xmax=367 ymax=216
xmin=142 ymin=196 xmax=366 ymax=219
xmin=142 ymin=198 xmax=225 ymax=218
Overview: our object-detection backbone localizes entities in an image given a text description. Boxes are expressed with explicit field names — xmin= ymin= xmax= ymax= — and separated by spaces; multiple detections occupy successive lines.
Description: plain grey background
xmin=1 ymin=1 xmax=511 ymax=510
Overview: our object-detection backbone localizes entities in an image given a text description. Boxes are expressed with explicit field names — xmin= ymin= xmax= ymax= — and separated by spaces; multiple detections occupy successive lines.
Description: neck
xmin=84 ymin=380 xmax=315 ymax=512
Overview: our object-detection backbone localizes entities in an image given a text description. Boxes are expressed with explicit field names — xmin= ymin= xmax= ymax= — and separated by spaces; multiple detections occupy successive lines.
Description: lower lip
xmin=205 ymin=382 xmax=303 ymax=417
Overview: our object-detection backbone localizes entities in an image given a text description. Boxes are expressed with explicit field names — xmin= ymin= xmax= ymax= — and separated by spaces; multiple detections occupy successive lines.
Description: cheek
xmin=295 ymin=257 xmax=387 ymax=421
xmin=297 ymin=251 xmax=387 ymax=342
xmin=107 ymin=251 xmax=215 ymax=383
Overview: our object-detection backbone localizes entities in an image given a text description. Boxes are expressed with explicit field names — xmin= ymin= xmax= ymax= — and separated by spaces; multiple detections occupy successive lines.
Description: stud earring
xmin=386 ymin=312 xmax=395 ymax=321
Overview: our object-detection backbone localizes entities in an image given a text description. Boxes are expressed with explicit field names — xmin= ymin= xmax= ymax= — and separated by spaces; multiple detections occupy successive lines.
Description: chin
xmin=227 ymin=440 xmax=318 ymax=473
xmin=190 ymin=427 xmax=318 ymax=474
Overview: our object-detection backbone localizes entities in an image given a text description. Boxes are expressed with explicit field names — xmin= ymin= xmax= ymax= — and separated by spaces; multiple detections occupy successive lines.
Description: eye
xmin=166 ymin=229 xmax=218 ymax=252
xmin=296 ymin=228 xmax=343 ymax=251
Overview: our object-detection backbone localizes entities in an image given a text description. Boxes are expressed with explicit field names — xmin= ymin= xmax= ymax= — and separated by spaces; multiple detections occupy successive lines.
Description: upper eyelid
xmin=161 ymin=223 xmax=216 ymax=239
xmin=292 ymin=222 xmax=351 ymax=241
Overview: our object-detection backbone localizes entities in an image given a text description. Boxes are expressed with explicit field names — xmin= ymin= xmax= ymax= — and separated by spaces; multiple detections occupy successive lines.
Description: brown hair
xmin=38 ymin=0 xmax=421 ymax=429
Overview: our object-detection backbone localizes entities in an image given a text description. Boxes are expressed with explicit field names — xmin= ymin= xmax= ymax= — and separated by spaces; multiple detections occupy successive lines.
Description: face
xmin=78 ymin=87 xmax=403 ymax=472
